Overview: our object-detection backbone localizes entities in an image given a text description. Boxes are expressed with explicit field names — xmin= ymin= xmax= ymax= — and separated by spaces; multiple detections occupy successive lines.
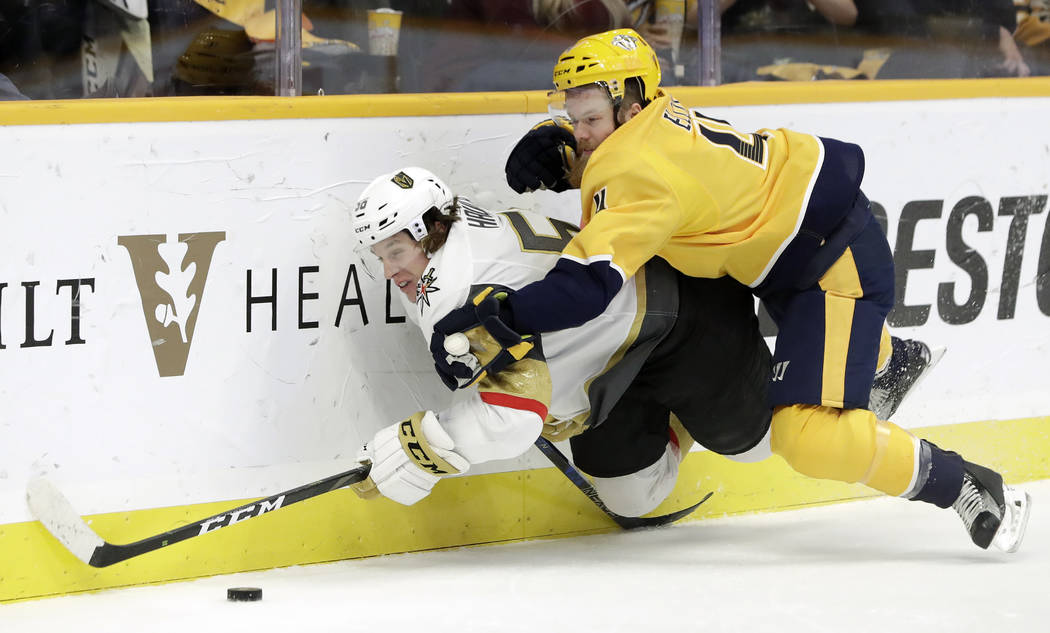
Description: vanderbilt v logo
xmin=118 ymin=232 xmax=226 ymax=377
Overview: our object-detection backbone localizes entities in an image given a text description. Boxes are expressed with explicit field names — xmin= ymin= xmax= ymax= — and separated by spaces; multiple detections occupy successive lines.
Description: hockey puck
xmin=227 ymin=587 xmax=262 ymax=602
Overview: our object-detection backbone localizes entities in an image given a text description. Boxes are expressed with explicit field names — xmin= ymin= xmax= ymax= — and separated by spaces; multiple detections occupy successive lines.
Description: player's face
xmin=372 ymin=231 xmax=429 ymax=300
xmin=566 ymin=86 xmax=616 ymax=157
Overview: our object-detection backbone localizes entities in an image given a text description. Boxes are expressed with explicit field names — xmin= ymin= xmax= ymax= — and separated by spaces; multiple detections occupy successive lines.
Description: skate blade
xmin=873 ymin=346 xmax=947 ymax=420
xmin=992 ymin=487 xmax=1031 ymax=553
xmin=927 ymin=346 xmax=947 ymax=371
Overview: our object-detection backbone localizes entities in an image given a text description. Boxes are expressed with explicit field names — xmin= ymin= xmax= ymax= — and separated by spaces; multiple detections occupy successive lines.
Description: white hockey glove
xmin=351 ymin=411 xmax=470 ymax=506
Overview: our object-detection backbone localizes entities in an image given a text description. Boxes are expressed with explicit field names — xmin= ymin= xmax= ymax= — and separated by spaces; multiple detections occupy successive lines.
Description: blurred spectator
xmin=0 ymin=0 xmax=85 ymax=99
xmin=155 ymin=1 xmax=368 ymax=95
xmin=720 ymin=0 xmax=875 ymax=82
xmin=722 ymin=0 xmax=858 ymax=32
xmin=147 ymin=0 xmax=217 ymax=94
xmin=166 ymin=27 xmax=261 ymax=95
xmin=1012 ymin=0 xmax=1049 ymax=75
xmin=719 ymin=0 xmax=1030 ymax=81
xmin=809 ymin=0 xmax=858 ymax=25
xmin=1015 ymin=0 xmax=1050 ymax=47
xmin=417 ymin=1 xmax=697 ymax=92
xmin=720 ymin=0 xmax=866 ymax=44
xmin=853 ymin=0 xmax=1030 ymax=76
xmin=1 ymin=0 xmax=1037 ymax=100
xmin=1 ymin=71 xmax=29 ymax=99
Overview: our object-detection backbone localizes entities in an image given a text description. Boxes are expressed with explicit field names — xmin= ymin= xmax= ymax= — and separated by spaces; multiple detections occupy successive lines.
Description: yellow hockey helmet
xmin=551 ymin=28 xmax=661 ymax=104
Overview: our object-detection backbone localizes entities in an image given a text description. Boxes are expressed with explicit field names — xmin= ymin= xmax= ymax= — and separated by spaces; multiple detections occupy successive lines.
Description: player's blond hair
xmin=418 ymin=200 xmax=461 ymax=254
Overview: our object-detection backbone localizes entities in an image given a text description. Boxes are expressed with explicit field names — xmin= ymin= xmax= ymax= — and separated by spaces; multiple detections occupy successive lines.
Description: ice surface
xmin=3 ymin=480 xmax=1048 ymax=632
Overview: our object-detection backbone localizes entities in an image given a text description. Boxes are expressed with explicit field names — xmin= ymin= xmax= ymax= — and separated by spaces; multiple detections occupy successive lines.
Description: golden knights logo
xmin=417 ymin=267 xmax=440 ymax=312
xmin=392 ymin=171 xmax=414 ymax=189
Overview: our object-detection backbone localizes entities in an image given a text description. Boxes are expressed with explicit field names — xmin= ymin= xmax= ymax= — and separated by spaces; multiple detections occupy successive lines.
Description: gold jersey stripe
xmin=583 ymin=265 xmax=649 ymax=396
xmin=818 ymin=247 xmax=864 ymax=408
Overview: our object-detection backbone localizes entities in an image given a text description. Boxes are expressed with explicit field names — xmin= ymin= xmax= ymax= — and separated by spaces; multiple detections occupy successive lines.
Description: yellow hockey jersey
xmin=575 ymin=93 xmax=824 ymax=285
xmin=507 ymin=93 xmax=864 ymax=335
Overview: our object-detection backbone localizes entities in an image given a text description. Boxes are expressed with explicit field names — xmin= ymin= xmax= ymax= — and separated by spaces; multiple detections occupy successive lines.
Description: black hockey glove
xmin=429 ymin=331 xmax=476 ymax=391
xmin=505 ymin=119 xmax=577 ymax=194
xmin=430 ymin=287 xmax=536 ymax=391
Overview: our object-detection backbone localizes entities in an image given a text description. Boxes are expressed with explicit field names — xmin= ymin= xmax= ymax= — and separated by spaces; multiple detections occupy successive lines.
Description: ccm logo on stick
xmin=197 ymin=496 xmax=286 ymax=535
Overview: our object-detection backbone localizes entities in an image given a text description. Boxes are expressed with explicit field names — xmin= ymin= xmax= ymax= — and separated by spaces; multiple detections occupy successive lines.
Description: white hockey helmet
xmin=352 ymin=167 xmax=454 ymax=249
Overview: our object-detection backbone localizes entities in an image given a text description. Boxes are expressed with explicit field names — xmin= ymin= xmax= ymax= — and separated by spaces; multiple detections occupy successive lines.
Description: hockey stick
xmin=533 ymin=437 xmax=712 ymax=529
xmin=29 ymin=438 xmax=706 ymax=568
xmin=26 ymin=465 xmax=370 ymax=568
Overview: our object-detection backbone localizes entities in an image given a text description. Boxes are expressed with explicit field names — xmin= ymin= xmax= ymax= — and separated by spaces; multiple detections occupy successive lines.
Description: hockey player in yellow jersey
xmin=432 ymin=29 xmax=1031 ymax=551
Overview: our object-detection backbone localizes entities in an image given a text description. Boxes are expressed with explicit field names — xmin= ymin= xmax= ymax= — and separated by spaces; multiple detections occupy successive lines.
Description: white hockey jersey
xmin=398 ymin=199 xmax=679 ymax=467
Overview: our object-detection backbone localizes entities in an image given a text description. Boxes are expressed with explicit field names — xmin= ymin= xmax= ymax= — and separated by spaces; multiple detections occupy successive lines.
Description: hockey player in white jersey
xmin=349 ymin=166 xmax=774 ymax=515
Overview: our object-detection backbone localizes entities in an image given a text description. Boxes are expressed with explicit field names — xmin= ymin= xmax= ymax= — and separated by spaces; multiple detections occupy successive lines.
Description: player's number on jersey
xmin=502 ymin=211 xmax=579 ymax=254
xmin=693 ymin=111 xmax=767 ymax=168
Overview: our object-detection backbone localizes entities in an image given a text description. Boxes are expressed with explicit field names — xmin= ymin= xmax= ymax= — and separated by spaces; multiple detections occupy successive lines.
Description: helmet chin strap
xmin=612 ymin=77 xmax=649 ymax=129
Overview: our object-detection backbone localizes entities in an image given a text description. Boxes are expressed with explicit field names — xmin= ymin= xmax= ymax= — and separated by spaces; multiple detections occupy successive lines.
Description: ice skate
xmin=869 ymin=337 xmax=945 ymax=420
xmin=952 ymin=461 xmax=1032 ymax=552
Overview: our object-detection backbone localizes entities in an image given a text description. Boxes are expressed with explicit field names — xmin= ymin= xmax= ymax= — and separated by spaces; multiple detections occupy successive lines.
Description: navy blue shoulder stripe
xmin=508 ymin=257 xmax=624 ymax=334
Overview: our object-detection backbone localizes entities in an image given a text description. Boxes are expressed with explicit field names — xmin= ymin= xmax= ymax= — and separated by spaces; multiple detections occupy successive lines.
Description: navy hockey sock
xmin=908 ymin=440 xmax=964 ymax=508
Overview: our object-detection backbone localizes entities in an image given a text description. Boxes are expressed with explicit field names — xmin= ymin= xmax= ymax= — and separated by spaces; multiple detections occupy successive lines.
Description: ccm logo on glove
xmin=399 ymin=416 xmax=461 ymax=475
